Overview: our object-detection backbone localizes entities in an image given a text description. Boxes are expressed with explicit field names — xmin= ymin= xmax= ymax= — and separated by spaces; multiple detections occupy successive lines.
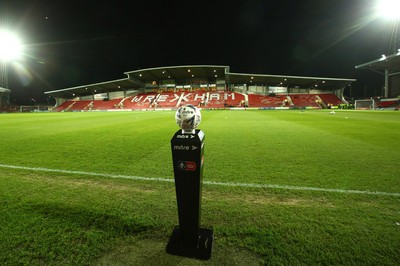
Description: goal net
xmin=19 ymin=105 xmax=50 ymax=112
xmin=354 ymin=99 xmax=376 ymax=110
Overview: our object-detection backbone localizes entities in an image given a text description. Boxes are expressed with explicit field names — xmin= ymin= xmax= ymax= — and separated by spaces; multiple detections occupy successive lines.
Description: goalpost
xmin=354 ymin=99 xmax=376 ymax=110
xmin=19 ymin=105 xmax=50 ymax=112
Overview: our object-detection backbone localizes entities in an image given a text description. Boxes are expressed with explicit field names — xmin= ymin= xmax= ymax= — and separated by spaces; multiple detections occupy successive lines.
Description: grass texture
xmin=0 ymin=110 xmax=399 ymax=265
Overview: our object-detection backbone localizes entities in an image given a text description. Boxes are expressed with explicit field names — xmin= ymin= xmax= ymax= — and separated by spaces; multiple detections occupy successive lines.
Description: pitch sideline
xmin=0 ymin=163 xmax=399 ymax=197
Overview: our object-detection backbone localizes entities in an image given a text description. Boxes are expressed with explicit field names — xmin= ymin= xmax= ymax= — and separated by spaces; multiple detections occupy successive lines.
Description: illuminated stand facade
xmin=166 ymin=105 xmax=213 ymax=260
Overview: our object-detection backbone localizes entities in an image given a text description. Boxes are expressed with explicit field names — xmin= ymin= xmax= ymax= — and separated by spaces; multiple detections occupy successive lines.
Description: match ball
xmin=175 ymin=104 xmax=201 ymax=131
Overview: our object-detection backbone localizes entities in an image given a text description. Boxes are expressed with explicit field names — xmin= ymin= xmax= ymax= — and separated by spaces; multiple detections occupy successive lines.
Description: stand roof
xmin=45 ymin=65 xmax=355 ymax=99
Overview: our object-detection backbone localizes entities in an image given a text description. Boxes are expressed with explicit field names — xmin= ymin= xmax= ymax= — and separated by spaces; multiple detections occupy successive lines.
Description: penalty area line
xmin=0 ymin=163 xmax=399 ymax=197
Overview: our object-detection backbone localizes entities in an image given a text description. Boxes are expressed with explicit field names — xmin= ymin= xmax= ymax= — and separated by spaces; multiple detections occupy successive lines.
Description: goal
xmin=19 ymin=105 xmax=50 ymax=112
xmin=354 ymin=99 xmax=376 ymax=110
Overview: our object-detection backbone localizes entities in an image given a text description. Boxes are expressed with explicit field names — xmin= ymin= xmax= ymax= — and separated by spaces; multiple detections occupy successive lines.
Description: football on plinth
xmin=175 ymin=104 xmax=201 ymax=132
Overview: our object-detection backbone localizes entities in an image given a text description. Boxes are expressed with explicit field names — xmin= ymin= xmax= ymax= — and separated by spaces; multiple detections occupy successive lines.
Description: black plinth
xmin=166 ymin=226 xmax=213 ymax=260
xmin=168 ymin=129 xmax=213 ymax=260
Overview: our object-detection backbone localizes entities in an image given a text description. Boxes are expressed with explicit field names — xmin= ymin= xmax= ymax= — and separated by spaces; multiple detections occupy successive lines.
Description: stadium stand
xmin=224 ymin=92 xmax=245 ymax=107
xmin=290 ymin=94 xmax=320 ymax=108
xmin=317 ymin=94 xmax=343 ymax=106
xmin=44 ymin=65 xmax=355 ymax=111
xmin=247 ymin=94 xmax=290 ymax=107
xmin=68 ymin=100 xmax=93 ymax=111
xmin=58 ymin=91 xmax=232 ymax=111
xmin=376 ymin=98 xmax=400 ymax=109
xmin=93 ymin=98 xmax=122 ymax=110
xmin=53 ymin=101 xmax=75 ymax=112
xmin=52 ymin=92 xmax=350 ymax=111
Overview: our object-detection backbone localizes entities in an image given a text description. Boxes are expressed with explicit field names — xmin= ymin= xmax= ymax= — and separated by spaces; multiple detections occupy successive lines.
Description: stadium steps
xmin=64 ymin=101 xmax=76 ymax=112
xmin=286 ymin=96 xmax=294 ymax=106
xmin=52 ymin=101 xmax=73 ymax=112
xmin=84 ymin=101 xmax=94 ymax=111
xmin=69 ymin=100 xmax=93 ymax=111
xmin=315 ymin=95 xmax=327 ymax=108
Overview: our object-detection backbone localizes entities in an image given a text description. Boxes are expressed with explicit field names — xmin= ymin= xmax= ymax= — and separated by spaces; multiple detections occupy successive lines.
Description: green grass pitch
xmin=0 ymin=109 xmax=399 ymax=265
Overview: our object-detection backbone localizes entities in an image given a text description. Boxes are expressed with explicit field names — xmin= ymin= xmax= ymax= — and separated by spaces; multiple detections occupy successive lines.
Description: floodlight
xmin=0 ymin=30 xmax=23 ymax=62
xmin=376 ymin=0 xmax=400 ymax=20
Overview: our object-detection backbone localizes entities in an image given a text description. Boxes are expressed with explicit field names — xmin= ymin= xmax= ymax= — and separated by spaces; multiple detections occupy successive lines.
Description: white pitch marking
xmin=0 ymin=163 xmax=399 ymax=197
xmin=0 ymin=163 xmax=174 ymax=183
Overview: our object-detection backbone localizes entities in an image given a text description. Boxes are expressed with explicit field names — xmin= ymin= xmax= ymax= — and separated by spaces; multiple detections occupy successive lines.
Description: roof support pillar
xmin=384 ymin=69 xmax=389 ymax=98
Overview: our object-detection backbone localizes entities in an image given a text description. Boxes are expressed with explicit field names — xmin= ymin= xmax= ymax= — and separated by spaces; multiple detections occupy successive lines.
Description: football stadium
xmin=43 ymin=65 xmax=356 ymax=112
xmin=1 ymin=2 xmax=400 ymax=264
xmin=1 ymin=60 xmax=400 ymax=264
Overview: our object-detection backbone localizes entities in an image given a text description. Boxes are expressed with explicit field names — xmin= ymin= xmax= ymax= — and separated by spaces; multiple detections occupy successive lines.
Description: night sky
xmin=1 ymin=0 xmax=399 ymax=104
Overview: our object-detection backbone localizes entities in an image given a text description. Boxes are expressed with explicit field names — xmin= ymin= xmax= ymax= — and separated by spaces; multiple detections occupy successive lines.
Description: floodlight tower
xmin=375 ymin=0 xmax=400 ymax=54
xmin=0 ymin=29 xmax=23 ymax=89
xmin=365 ymin=0 xmax=400 ymax=98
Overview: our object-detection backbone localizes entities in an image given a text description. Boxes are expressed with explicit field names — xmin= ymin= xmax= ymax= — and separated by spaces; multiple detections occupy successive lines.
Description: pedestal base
xmin=166 ymin=226 xmax=213 ymax=260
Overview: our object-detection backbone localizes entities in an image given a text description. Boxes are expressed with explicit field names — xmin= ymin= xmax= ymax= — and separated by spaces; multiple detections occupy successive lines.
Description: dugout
xmin=355 ymin=50 xmax=400 ymax=98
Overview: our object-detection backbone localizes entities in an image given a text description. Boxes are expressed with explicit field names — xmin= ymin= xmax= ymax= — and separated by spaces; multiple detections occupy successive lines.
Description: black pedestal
xmin=166 ymin=226 xmax=213 ymax=260
xmin=167 ymin=129 xmax=213 ymax=260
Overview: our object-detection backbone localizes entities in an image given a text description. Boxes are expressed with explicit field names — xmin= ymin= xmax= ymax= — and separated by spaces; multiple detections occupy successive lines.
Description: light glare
xmin=376 ymin=0 xmax=400 ymax=20
xmin=0 ymin=30 xmax=23 ymax=62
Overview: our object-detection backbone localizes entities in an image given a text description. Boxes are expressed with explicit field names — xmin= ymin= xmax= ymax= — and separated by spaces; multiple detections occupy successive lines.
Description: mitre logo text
xmin=173 ymin=145 xmax=190 ymax=150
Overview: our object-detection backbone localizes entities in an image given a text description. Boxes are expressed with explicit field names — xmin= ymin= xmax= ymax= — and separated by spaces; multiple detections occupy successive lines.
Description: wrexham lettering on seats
xmin=131 ymin=92 xmax=235 ymax=104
